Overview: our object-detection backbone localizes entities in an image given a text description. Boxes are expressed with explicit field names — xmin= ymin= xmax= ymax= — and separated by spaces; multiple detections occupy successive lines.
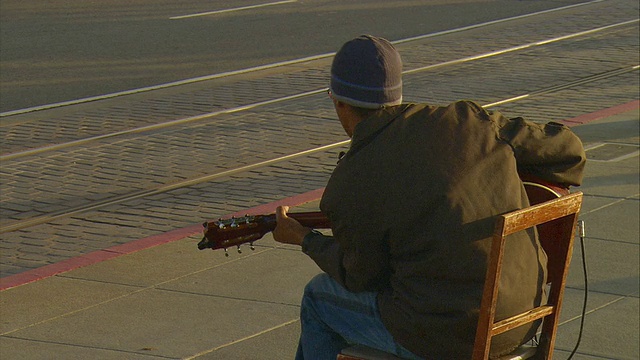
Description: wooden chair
xmin=339 ymin=187 xmax=583 ymax=360
xmin=472 ymin=191 xmax=583 ymax=360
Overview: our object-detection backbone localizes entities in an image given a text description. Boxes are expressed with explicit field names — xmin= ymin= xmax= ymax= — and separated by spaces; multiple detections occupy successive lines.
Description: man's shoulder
xmin=398 ymin=100 xmax=490 ymax=124
xmin=446 ymin=99 xmax=486 ymax=113
xmin=401 ymin=100 xmax=486 ymax=115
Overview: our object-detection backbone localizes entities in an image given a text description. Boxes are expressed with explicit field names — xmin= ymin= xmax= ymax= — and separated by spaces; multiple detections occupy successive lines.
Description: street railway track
xmin=0 ymin=64 xmax=637 ymax=235
xmin=1 ymin=0 xmax=638 ymax=276
xmin=0 ymin=0 xmax=616 ymax=119
xmin=0 ymin=19 xmax=637 ymax=162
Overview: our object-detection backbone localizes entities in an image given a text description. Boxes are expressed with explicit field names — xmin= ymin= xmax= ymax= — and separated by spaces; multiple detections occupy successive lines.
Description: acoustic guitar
xmin=197 ymin=176 xmax=569 ymax=255
xmin=197 ymin=211 xmax=330 ymax=255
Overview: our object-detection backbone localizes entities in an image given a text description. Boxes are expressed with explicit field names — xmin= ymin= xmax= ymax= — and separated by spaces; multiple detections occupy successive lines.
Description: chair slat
xmin=492 ymin=305 xmax=555 ymax=335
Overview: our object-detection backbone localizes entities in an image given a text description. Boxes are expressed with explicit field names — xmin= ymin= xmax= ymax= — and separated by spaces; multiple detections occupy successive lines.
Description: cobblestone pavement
xmin=0 ymin=0 xmax=638 ymax=277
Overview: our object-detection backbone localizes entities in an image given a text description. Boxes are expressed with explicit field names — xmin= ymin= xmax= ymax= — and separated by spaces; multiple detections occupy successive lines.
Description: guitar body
xmin=521 ymin=175 xmax=570 ymax=278
xmin=521 ymin=176 xmax=569 ymax=205
xmin=198 ymin=176 xmax=570 ymax=256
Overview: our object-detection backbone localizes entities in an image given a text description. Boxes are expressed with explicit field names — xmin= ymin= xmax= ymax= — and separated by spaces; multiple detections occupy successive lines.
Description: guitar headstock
xmin=197 ymin=214 xmax=276 ymax=256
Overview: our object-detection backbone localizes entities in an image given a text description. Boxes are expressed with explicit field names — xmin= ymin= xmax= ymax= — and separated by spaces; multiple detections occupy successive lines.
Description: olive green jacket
xmin=304 ymin=101 xmax=586 ymax=359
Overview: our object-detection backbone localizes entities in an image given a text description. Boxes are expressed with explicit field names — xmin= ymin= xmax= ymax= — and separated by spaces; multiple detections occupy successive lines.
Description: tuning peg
xmin=249 ymin=242 xmax=255 ymax=251
xmin=224 ymin=248 xmax=229 ymax=257
xmin=237 ymin=245 xmax=242 ymax=254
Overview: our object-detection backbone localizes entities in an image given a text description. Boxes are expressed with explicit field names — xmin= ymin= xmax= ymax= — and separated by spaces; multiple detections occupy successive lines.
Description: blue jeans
xmin=295 ymin=273 xmax=423 ymax=360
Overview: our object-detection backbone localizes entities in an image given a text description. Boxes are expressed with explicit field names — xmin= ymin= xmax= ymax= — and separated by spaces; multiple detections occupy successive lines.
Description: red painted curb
xmin=2 ymin=99 xmax=638 ymax=291
xmin=0 ymin=188 xmax=325 ymax=291
xmin=560 ymin=100 xmax=639 ymax=127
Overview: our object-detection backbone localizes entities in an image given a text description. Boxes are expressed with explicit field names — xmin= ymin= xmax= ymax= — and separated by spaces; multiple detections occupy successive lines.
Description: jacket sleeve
xmin=302 ymin=225 xmax=391 ymax=293
xmin=494 ymin=115 xmax=586 ymax=186
xmin=301 ymin=231 xmax=346 ymax=283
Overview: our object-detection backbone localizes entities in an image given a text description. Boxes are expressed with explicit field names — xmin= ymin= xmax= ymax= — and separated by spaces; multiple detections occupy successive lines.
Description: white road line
xmin=403 ymin=19 xmax=639 ymax=76
xmin=0 ymin=53 xmax=329 ymax=118
xmin=183 ymin=318 xmax=300 ymax=359
xmin=170 ymin=0 xmax=297 ymax=20
xmin=394 ymin=0 xmax=605 ymax=45
xmin=584 ymin=142 xmax=640 ymax=163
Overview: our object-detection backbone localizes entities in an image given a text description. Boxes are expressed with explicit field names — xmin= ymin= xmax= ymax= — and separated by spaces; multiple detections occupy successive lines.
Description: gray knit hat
xmin=330 ymin=35 xmax=403 ymax=109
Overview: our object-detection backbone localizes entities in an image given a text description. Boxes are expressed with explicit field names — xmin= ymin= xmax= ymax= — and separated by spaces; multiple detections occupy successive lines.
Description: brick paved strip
xmin=0 ymin=187 xmax=324 ymax=291
xmin=2 ymin=99 xmax=639 ymax=291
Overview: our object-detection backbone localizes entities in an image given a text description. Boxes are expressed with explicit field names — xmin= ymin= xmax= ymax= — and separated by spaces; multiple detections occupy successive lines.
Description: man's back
xmin=319 ymin=100 xmax=583 ymax=358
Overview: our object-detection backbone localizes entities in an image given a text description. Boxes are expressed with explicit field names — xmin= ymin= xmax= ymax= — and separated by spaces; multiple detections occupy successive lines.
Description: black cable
xmin=567 ymin=220 xmax=588 ymax=359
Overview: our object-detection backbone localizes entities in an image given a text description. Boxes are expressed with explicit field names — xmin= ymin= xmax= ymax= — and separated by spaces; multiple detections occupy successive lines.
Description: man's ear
xmin=334 ymin=99 xmax=350 ymax=109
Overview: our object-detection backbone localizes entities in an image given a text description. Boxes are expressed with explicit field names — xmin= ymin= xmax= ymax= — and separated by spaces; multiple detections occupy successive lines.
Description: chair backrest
xmin=472 ymin=191 xmax=583 ymax=360
xmin=522 ymin=181 xmax=569 ymax=282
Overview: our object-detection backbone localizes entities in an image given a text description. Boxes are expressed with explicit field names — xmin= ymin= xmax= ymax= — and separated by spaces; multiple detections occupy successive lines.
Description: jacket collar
xmin=351 ymin=104 xmax=412 ymax=146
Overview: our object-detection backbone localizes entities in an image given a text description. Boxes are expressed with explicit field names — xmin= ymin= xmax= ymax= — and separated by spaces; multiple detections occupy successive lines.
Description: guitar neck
xmin=288 ymin=211 xmax=331 ymax=229
xmin=242 ymin=212 xmax=332 ymax=236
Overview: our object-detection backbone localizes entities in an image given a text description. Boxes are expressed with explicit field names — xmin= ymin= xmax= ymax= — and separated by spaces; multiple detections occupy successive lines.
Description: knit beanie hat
xmin=330 ymin=35 xmax=403 ymax=109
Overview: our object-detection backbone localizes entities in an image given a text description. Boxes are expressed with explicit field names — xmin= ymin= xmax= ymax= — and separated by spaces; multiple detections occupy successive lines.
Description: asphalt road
xmin=0 ymin=0 xmax=586 ymax=113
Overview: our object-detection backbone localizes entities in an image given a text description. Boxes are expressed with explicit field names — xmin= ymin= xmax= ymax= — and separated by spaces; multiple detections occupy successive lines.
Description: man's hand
xmin=273 ymin=206 xmax=312 ymax=246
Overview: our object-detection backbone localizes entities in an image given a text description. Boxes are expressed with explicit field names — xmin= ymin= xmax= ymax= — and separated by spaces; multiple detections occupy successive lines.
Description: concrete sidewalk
xmin=1 ymin=107 xmax=638 ymax=359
